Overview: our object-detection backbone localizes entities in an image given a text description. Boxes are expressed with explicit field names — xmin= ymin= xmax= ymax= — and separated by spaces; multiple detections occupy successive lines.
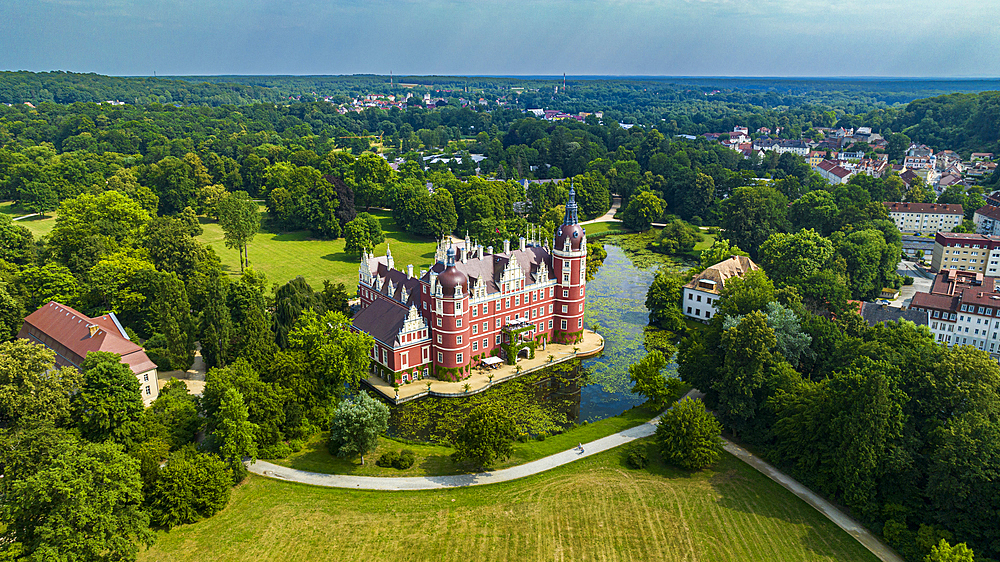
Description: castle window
xmin=472 ymin=307 xmax=477 ymax=317
xmin=457 ymin=335 xmax=462 ymax=345
xmin=496 ymin=335 xmax=502 ymax=344
xmin=472 ymin=341 xmax=478 ymax=351
xmin=146 ymin=386 xmax=151 ymax=395
xmin=483 ymin=321 xmax=488 ymax=331
xmin=483 ymin=338 xmax=488 ymax=348
xmin=548 ymin=320 xmax=553 ymax=329
xmin=438 ymin=352 xmax=443 ymax=362
xmin=515 ymin=296 xmax=520 ymax=306
xmin=549 ymin=288 xmax=554 ymax=297
xmin=561 ymin=320 xmax=567 ymax=330
xmin=436 ymin=317 xmax=442 ymax=327
xmin=473 ymin=325 xmax=478 ymax=334
xmin=563 ymin=289 xmax=569 ymax=298
xmin=549 ymin=304 xmax=553 ymax=313
xmin=437 ymin=335 xmax=442 ymax=344
xmin=562 ymin=305 xmax=568 ymax=313
xmin=578 ymin=319 xmax=582 ymax=328
xmin=483 ymin=304 xmax=488 ymax=314
xmin=456 ymin=318 xmax=462 ymax=327
xmin=496 ymin=319 xmax=501 ymax=328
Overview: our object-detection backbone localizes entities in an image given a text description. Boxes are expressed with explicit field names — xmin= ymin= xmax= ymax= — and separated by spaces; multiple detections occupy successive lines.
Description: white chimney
xmin=487 ymin=246 xmax=493 ymax=255
xmin=519 ymin=237 xmax=526 ymax=251
xmin=407 ymin=264 xmax=414 ymax=278
xmin=503 ymin=239 xmax=510 ymax=254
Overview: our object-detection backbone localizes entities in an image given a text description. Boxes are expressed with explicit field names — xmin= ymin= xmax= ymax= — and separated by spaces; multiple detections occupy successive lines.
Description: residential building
xmin=904 ymin=144 xmax=936 ymax=170
xmin=18 ymin=302 xmax=159 ymax=405
xmin=682 ymin=256 xmax=759 ymax=321
xmin=808 ymin=150 xmax=827 ymax=167
xmin=858 ymin=302 xmax=929 ymax=328
xmin=353 ymin=189 xmax=587 ymax=384
xmin=974 ymin=205 xmax=1000 ymax=236
xmin=971 ymin=153 xmax=995 ymax=161
xmin=884 ymin=202 xmax=964 ymax=235
xmin=814 ymin=159 xmax=854 ymax=184
xmin=910 ymin=269 xmax=1000 ymax=359
xmin=930 ymin=232 xmax=1000 ymax=275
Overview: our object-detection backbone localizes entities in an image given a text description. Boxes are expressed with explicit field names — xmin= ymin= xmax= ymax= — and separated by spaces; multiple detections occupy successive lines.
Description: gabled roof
xmin=352 ymin=298 xmax=409 ymax=346
xmin=975 ymin=205 xmax=1000 ymax=222
xmin=19 ymin=301 xmax=157 ymax=375
xmin=859 ymin=302 xmax=928 ymax=327
xmin=683 ymin=256 xmax=758 ymax=295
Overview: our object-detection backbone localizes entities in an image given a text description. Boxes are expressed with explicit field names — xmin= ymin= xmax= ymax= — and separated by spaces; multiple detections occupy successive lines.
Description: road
xmin=895 ymin=258 xmax=933 ymax=309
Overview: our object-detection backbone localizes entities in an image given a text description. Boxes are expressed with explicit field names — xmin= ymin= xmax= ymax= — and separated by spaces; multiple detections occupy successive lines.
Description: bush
xmin=655 ymin=398 xmax=723 ymax=471
xmin=625 ymin=446 xmax=649 ymax=469
xmin=393 ymin=449 xmax=415 ymax=469
xmin=535 ymin=432 xmax=546 ymax=441
xmin=902 ymin=276 xmax=915 ymax=286
xmin=376 ymin=451 xmax=399 ymax=468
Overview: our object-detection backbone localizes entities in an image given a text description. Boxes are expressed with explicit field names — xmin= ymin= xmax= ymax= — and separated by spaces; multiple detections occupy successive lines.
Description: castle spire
xmin=563 ymin=181 xmax=579 ymax=226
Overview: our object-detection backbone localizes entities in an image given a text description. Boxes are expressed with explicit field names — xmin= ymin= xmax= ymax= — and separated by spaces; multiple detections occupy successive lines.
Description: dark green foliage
xmin=628 ymin=350 xmax=681 ymax=411
xmin=0 ymin=214 xmax=34 ymax=265
xmin=376 ymin=450 xmax=399 ymax=468
xmin=452 ymin=404 xmax=517 ymax=469
xmin=0 ymin=340 xmax=82 ymax=429
xmin=147 ymin=446 xmax=232 ymax=529
xmin=376 ymin=449 xmax=415 ymax=470
xmin=655 ymin=398 xmax=723 ymax=471
xmin=327 ymin=391 xmax=389 ymax=464
xmin=651 ymin=219 xmax=702 ymax=255
xmin=0 ymin=432 xmax=154 ymax=561
xmin=721 ymin=184 xmax=789 ymax=259
xmin=625 ymin=445 xmax=649 ymax=469
xmin=151 ymin=272 xmax=195 ymax=370
xmin=141 ymin=378 xmax=201 ymax=450
xmin=72 ymin=359 xmax=144 ymax=448
xmin=644 ymin=269 xmax=686 ymax=335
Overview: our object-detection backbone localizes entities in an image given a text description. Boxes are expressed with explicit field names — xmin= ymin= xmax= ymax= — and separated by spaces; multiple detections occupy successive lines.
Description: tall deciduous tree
xmin=147 ymin=446 xmax=232 ymax=529
xmin=217 ymin=387 xmax=258 ymax=481
xmin=655 ymin=398 xmax=723 ymax=470
xmin=72 ymin=358 xmax=144 ymax=448
xmin=645 ymin=269 xmax=686 ymax=335
xmin=452 ymin=404 xmax=516 ymax=469
xmin=0 ymin=340 xmax=82 ymax=429
xmin=153 ymin=272 xmax=195 ymax=371
xmin=620 ymin=190 xmax=665 ymax=231
xmin=327 ymin=391 xmax=389 ymax=465
xmin=629 ymin=349 xmax=680 ymax=411
xmin=217 ymin=190 xmax=260 ymax=272
xmin=758 ymin=229 xmax=834 ymax=287
xmin=1 ymin=438 xmax=153 ymax=561
xmin=721 ymin=184 xmax=789 ymax=258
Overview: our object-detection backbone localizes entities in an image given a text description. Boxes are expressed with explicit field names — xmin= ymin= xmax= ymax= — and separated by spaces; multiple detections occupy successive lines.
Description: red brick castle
xmin=353 ymin=188 xmax=588 ymax=384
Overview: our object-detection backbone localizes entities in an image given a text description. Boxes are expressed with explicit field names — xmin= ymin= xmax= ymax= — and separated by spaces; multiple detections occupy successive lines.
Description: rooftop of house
xmin=884 ymin=201 xmax=964 ymax=215
xmin=683 ymin=255 xmax=758 ymax=295
xmin=975 ymin=205 xmax=1000 ymax=222
xmin=859 ymin=302 xmax=929 ymax=327
xmin=19 ymin=301 xmax=157 ymax=375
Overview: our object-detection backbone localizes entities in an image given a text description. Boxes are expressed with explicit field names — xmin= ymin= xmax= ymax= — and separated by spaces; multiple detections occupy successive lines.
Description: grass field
xmin=197 ymin=209 xmax=438 ymax=290
xmin=139 ymin=441 xmax=879 ymax=562
xmin=273 ymin=404 xmax=670 ymax=477
xmin=0 ymin=201 xmax=58 ymax=239
xmin=584 ymin=221 xmax=627 ymax=236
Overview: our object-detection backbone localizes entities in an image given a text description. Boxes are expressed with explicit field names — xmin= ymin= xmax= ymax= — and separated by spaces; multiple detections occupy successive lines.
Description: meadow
xmin=139 ymin=440 xmax=879 ymax=562
xmin=0 ymin=201 xmax=58 ymax=239
xmin=197 ymin=209 xmax=438 ymax=290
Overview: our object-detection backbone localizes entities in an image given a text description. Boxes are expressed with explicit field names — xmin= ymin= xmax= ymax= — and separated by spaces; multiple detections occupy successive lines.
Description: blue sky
xmin=2 ymin=0 xmax=999 ymax=77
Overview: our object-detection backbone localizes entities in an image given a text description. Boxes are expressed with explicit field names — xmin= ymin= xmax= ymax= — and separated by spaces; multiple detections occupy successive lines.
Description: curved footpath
xmin=249 ymin=389 xmax=902 ymax=562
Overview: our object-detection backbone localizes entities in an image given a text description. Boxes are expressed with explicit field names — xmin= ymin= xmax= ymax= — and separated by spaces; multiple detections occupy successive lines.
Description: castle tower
xmin=552 ymin=185 xmax=587 ymax=343
xmin=433 ymin=243 xmax=471 ymax=378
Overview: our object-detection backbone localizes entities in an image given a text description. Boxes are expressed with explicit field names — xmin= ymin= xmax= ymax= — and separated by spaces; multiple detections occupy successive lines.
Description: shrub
xmin=535 ymin=432 xmax=546 ymax=441
xmin=902 ymin=276 xmax=914 ymax=286
xmin=625 ymin=446 xmax=649 ymax=469
xmin=393 ymin=449 xmax=415 ymax=469
xmin=377 ymin=451 xmax=399 ymax=468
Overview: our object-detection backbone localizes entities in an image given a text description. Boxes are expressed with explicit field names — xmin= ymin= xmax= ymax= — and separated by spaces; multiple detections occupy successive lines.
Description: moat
xmin=384 ymin=242 xmax=680 ymax=441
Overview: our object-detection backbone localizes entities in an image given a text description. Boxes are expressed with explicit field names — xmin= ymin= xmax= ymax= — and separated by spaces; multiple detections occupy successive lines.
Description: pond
xmin=386 ymin=238 xmax=681 ymax=442
xmin=579 ymin=243 xmax=679 ymax=421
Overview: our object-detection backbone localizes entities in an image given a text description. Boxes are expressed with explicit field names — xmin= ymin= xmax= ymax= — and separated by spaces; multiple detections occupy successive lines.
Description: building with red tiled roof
xmin=18 ymin=301 xmax=159 ymax=405
xmin=884 ymin=202 xmax=964 ymax=235
xmin=909 ymin=268 xmax=1000 ymax=358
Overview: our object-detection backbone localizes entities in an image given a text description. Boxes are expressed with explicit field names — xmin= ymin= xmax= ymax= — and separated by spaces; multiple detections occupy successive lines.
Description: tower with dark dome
xmin=432 ymin=242 xmax=470 ymax=372
xmin=553 ymin=185 xmax=587 ymax=343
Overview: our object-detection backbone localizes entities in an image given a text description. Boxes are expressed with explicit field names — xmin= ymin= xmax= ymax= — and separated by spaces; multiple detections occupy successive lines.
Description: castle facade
xmin=352 ymin=189 xmax=588 ymax=383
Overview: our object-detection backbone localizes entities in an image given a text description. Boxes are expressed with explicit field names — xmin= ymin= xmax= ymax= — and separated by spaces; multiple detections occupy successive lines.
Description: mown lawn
xmin=272 ymin=402 xmax=677 ymax=477
xmin=0 ymin=201 xmax=58 ymax=239
xmin=583 ymin=221 xmax=627 ymax=236
xmin=197 ymin=208 xmax=438 ymax=290
xmin=139 ymin=441 xmax=879 ymax=562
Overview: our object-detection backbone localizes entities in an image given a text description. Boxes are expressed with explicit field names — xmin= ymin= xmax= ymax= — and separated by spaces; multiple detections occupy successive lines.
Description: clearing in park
xmin=139 ymin=443 xmax=878 ymax=562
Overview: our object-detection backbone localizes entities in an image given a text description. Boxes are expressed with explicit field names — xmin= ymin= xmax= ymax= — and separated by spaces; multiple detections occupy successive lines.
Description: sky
xmin=2 ymin=0 xmax=1000 ymax=77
